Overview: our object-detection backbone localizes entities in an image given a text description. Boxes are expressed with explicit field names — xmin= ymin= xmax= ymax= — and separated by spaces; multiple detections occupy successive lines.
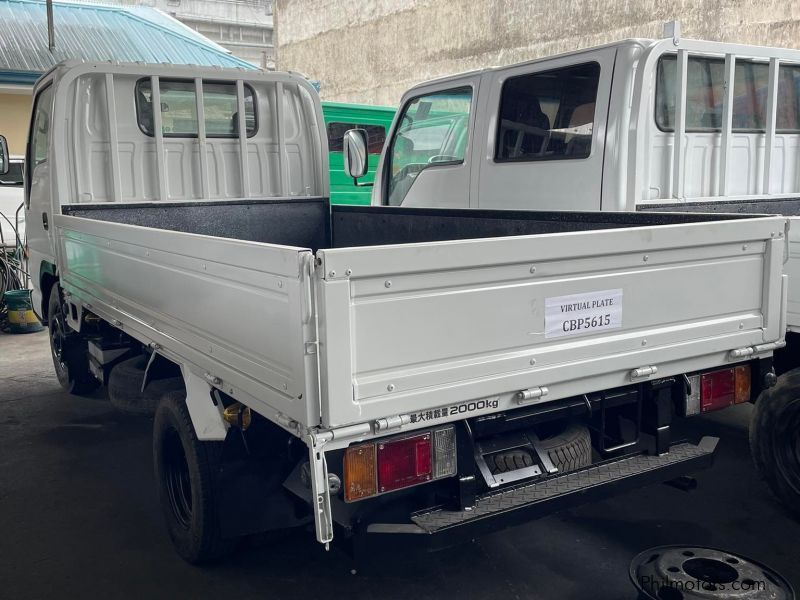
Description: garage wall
xmin=0 ymin=92 xmax=32 ymax=155
xmin=275 ymin=0 xmax=800 ymax=105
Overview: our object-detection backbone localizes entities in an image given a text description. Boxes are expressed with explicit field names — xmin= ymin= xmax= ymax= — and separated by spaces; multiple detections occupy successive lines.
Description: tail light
xmin=733 ymin=365 xmax=751 ymax=405
xmin=343 ymin=426 xmax=457 ymax=502
xmin=343 ymin=443 xmax=377 ymax=502
xmin=686 ymin=365 xmax=751 ymax=416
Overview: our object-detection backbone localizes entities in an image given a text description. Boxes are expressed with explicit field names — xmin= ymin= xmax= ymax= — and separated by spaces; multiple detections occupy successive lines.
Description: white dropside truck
xmin=4 ymin=61 xmax=789 ymax=564
xmin=351 ymin=28 xmax=800 ymax=519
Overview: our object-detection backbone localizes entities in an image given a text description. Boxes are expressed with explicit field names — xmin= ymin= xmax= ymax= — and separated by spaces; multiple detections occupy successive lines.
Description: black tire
xmin=47 ymin=285 xmax=98 ymax=395
xmin=750 ymin=369 xmax=800 ymax=519
xmin=108 ymin=356 xmax=184 ymax=416
xmin=536 ymin=422 xmax=592 ymax=473
xmin=153 ymin=391 xmax=234 ymax=564
xmin=491 ymin=449 xmax=535 ymax=474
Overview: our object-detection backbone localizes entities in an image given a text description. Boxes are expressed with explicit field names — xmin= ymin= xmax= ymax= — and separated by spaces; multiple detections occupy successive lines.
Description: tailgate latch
xmin=516 ymin=386 xmax=549 ymax=405
xmin=630 ymin=365 xmax=658 ymax=381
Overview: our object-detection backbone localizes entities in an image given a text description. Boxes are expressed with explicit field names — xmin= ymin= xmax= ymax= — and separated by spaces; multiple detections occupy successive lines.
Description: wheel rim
xmin=773 ymin=399 xmax=800 ymax=495
xmin=48 ymin=300 xmax=67 ymax=375
xmin=163 ymin=428 xmax=193 ymax=529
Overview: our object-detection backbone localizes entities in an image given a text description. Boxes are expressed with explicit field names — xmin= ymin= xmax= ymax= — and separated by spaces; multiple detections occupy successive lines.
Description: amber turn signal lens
xmin=344 ymin=443 xmax=377 ymax=502
xmin=734 ymin=365 xmax=751 ymax=404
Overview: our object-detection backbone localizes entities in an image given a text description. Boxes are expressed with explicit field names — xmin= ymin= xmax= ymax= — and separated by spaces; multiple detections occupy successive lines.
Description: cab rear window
xmin=135 ymin=78 xmax=257 ymax=138
xmin=656 ymin=56 xmax=800 ymax=133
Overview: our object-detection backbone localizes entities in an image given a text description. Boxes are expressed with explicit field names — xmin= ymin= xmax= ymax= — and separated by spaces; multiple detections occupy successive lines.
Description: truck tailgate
xmin=316 ymin=216 xmax=788 ymax=428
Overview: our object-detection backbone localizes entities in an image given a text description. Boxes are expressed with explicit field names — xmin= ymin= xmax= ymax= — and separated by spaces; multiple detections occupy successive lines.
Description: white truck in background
xmin=1 ymin=60 xmax=789 ymax=566
xmin=0 ymin=155 xmax=25 ymax=248
xmin=345 ymin=26 xmax=800 ymax=518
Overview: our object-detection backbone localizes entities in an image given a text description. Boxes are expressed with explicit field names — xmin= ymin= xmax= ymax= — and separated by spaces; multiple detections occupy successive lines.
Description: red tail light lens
xmin=378 ymin=432 xmax=432 ymax=493
xmin=701 ymin=369 xmax=735 ymax=412
xmin=699 ymin=365 xmax=751 ymax=413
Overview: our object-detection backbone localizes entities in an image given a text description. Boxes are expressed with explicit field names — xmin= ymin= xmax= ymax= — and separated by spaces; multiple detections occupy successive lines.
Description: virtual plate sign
xmin=545 ymin=288 xmax=623 ymax=339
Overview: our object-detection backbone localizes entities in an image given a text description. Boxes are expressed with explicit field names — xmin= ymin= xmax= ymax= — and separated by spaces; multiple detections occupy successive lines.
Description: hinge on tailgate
xmin=516 ymin=386 xmax=549 ymax=405
xmin=374 ymin=414 xmax=411 ymax=432
xmin=630 ymin=365 xmax=659 ymax=381
xmin=729 ymin=340 xmax=786 ymax=360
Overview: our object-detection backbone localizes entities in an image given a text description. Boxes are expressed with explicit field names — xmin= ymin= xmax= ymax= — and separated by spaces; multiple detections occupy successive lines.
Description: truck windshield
xmin=386 ymin=87 xmax=472 ymax=205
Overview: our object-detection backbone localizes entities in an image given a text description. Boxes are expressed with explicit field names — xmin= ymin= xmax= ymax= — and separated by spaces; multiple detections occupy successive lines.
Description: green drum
xmin=3 ymin=289 xmax=44 ymax=333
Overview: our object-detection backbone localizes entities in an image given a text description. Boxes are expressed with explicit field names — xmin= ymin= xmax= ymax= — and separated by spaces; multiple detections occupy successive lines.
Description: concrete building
xmin=88 ymin=0 xmax=276 ymax=69
xmin=275 ymin=0 xmax=800 ymax=105
xmin=157 ymin=0 xmax=275 ymax=69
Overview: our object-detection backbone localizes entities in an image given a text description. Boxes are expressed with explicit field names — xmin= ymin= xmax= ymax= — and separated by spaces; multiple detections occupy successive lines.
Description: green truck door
xmin=322 ymin=102 xmax=396 ymax=205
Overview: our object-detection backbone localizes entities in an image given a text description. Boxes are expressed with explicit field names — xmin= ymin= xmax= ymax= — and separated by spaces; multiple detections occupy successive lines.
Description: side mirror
xmin=343 ymin=128 xmax=369 ymax=182
xmin=0 ymin=135 xmax=8 ymax=176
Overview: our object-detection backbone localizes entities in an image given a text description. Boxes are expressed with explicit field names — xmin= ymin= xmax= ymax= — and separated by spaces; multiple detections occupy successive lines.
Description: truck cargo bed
xmin=55 ymin=199 xmax=788 ymax=430
xmin=64 ymin=198 xmax=758 ymax=248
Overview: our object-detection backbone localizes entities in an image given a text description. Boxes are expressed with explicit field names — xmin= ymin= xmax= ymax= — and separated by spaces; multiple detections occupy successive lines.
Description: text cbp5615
xmin=545 ymin=289 xmax=623 ymax=339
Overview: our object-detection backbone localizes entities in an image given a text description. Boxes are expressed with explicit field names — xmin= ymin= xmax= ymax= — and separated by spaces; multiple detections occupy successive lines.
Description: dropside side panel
xmin=54 ymin=213 xmax=320 ymax=427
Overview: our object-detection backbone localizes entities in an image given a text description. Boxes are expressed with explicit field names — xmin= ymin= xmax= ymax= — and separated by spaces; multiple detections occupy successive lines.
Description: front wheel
xmin=153 ymin=391 xmax=234 ymax=563
xmin=750 ymin=368 xmax=800 ymax=519
xmin=47 ymin=285 xmax=97 ymax=395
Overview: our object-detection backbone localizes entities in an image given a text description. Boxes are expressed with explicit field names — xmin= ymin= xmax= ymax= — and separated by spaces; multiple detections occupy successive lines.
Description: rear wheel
xmin=47 ymin=285 xmax=97 ymax=395
xmin=750 ymin=369 xmax=800 ymax=519
xmin=153 ymin=391 xmax=235 ymax=563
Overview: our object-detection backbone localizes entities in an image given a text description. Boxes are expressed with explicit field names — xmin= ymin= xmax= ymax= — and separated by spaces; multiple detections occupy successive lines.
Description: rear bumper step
xmin=407 ymin=437 xmax=718 ymax=539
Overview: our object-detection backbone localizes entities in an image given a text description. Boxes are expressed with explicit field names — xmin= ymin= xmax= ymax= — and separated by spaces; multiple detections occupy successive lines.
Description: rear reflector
xmin=433 ymin=426 xmax=457 ymax=479
xmin=343 ymin=425 xmax=457 ymax=502
xmin=686 ymin=365 xmax=751 ymax=416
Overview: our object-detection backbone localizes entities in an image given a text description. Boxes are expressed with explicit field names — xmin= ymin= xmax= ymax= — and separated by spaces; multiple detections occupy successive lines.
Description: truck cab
xmin=369 ymin=33 xmax=800 ymax=213
xmin=370 ymin=40 xmax=627 ymax=210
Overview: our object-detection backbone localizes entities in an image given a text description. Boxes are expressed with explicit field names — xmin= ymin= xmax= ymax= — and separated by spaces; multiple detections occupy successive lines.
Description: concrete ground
xmin=1 ymin=330 xmax=798 ymax=600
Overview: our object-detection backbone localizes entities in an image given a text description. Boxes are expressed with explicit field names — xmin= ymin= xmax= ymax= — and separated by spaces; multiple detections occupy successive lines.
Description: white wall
xmin=275 ymin=0 xmax=800 ymax=105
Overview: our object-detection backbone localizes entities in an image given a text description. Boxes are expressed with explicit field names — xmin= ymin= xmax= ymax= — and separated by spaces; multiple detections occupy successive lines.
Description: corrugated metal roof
xmin=0 ymin=0 xmax=257 ymax=76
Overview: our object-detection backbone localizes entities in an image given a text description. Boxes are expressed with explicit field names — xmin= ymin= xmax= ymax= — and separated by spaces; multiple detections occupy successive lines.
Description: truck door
xmin=378 ymin=77 xmax=479 ymax=208
xmin=25 ymin=81 xmax=56 ymax=314
xmin=475 ymin=48 xmax=616 ymax=210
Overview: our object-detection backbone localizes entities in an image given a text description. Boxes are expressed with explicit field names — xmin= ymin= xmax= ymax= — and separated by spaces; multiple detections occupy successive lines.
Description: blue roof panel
xmin=0 ymin=0 xmax=257 ymax=74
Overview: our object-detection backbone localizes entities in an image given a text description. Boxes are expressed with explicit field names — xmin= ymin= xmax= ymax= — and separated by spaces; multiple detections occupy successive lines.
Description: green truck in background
xmin=321 ymin=101 xmax=395 ymax=205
